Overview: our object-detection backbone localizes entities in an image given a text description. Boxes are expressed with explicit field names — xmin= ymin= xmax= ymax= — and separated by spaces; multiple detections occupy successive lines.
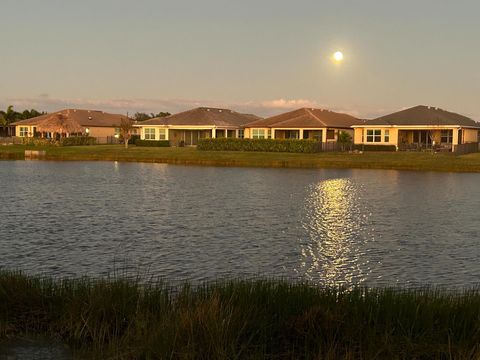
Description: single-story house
xmin=352 ymin=105 xmax=480 ymax=152
xmin=242 ymin=107 xmax=363 ymax=142
xmin=12 ymin=109 xmax=133 ymax=143
xmin=135 ymin=107 xmax=261 ymax=146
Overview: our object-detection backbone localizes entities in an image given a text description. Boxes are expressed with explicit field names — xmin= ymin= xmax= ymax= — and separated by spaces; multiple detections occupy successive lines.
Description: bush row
xmin=198 ymin=138 xmax=323 ymax=153
xmin=60 ymin=136 xmax=97 ymax=146
xmin=134 ymin=139 xmax=170 ymax=147
xmin=21 ymin=136 xmax=97 ymax=146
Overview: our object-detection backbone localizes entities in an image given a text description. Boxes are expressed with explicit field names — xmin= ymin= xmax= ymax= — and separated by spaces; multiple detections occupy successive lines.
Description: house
xmin=352 ymin=105 xmax=480 ymax=152
xmin=11 ymin=109 xmax=132 ymax=143
xmin=242 ymin=107 xmax=363 ymax=143
xmin=135 ymin=107 xmax=261 ymax=146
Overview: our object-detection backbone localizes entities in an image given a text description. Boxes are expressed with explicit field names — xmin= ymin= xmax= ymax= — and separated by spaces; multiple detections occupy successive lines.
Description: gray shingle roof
xmin=245 ymin=108 xmax=363 ymax=129
xmin=139 ymin=107 xmax=261 ymax=127
xmin=363 ymin=105 xmax=480 ymax=128
xmin=12 ymin=109 xmax=127 ymax=127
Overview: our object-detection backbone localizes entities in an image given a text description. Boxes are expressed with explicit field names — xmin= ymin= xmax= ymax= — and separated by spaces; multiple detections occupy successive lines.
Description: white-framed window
xmin=441 ymin=130 xmax=453 ymax=144
xmin=366 ymin=129 xmax=381 ymax=143
xmin=267 ymin=129 xmax=272 ymax=139
xmin=158 ymin=129 xmax=166 ymax=140
xmin=384 ymin=130 xmax=390 ymax=142
xmin=144 ymin=128 xmax=156 ymax=140
xmin=238 ymin=129 xmax=244 ymax=139
xmin=19 ymin=127 xmax=29 ymax=137
xmin=252 ymin=129 xmax=265 ymax=139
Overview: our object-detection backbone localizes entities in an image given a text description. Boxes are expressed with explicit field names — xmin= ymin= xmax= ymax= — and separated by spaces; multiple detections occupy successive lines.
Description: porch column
xmin=299 ymin=129 xmax=304 ymax=139
xmin=211 ymin=128 xmax=216 ymax=138
xmin=165 ymin=128 xmax=169 ymax=141
xmin=322 ymin=128 xmax=328 ymax=143
xmin=452 ymin=128 xmax=459 ymax=146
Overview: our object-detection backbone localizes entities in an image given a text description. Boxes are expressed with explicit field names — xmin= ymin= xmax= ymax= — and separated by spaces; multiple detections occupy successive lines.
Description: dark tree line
xmin=0 ymin=105 xmax=45 ymax=126
xmin=133 ymin=112 xmax=170 ymax=122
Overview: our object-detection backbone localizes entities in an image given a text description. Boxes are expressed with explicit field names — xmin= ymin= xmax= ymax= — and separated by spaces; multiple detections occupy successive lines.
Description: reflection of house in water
xmin=353 ymin=105 xmax=480 ymax=152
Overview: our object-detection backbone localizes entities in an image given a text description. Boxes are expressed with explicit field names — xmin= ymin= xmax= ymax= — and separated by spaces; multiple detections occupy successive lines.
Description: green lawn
xmin=1 ymin=144 xmax=480 ymax=172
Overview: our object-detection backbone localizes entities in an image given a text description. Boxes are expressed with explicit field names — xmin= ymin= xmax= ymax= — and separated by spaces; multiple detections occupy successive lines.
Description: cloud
xmin=0 ymin=96 xmax=392 ymax=119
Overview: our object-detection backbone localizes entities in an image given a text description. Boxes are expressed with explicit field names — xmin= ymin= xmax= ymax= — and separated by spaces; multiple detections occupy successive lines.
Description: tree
xmin=119 ymin=117 xmax=134 ymax=149
xmin=133 ymin=111 xmax=170 ymax=121
xmin=337 ymin=131 xmax=353 ymax=151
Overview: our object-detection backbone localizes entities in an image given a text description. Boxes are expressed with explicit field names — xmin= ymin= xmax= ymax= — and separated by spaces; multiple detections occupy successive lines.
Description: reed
xmin=1 ymin=271 xmax=480 ymax=359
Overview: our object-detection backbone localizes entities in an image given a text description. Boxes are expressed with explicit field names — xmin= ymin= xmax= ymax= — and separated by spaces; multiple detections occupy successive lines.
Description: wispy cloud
xmin=0 ymin=95 xmax=388 ymax=119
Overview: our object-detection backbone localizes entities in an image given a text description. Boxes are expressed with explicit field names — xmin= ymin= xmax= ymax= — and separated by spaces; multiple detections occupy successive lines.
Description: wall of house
xmin=353 ymin=127 xmax=398 ymax=146
xmin=88 ymin=127 xmax=120 ymax=138
xmin=15 ymin=125 xmax=35 ymax=137
xmin=244 ymin=127 xmax=270 ymax=139
xmin=463 ymin=128 xmax=479 ymax=143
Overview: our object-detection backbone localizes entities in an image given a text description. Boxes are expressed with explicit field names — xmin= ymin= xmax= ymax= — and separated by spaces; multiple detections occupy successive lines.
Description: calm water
xmin=1 ymin=160 xmax=479 ymax=287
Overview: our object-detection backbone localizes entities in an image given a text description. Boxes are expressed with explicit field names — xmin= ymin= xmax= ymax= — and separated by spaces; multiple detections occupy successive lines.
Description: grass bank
xmin=1 ymin=271 xmax=480 ymax=359
xmin=1 ymin=144 xmax=480 ymax=172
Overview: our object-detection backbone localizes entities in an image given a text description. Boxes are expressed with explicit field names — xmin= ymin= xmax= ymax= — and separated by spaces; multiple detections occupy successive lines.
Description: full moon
xmin=333 ymin=51 xmax=344 ymax=62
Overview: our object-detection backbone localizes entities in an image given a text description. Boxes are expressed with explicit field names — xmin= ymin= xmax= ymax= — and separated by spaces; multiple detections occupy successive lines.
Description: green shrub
xmin=22 ymin=137 xmax=58 ymax=146
xmin=198 ymin=138 xmax=322 ymax=153
xmin=354 ymin=144 xmax=397 ymax=152
xmin=135 ymin=139 xmax=170 ymax=147
xmin=128 ymin=135 xmax=140 ymax=145
xmin=60 ymin=136 xmax=96 ymax=146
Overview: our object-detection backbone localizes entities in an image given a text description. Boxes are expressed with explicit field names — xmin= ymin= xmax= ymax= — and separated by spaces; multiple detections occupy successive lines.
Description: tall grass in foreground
xmin=1 ymin=271 xmax=480 ymax=359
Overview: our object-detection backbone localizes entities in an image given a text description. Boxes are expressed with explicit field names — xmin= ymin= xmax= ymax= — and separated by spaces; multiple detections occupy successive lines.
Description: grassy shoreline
xmin=1 ymin=271 xmax=480 ymax=358
xmin=1 ymin=144 xmax=480 ymax=172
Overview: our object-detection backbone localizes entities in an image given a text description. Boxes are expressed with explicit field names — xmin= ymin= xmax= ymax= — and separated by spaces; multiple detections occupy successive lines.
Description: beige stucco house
xmin=135 ymin=107 xmax=260 ymax=146
xmin=12 ymin=109 xmax=132 ymax=143
xmin=353 ymin=105 xmax=480 ymax=151
xmin=242 ymin=107 xmax=363 ymax=143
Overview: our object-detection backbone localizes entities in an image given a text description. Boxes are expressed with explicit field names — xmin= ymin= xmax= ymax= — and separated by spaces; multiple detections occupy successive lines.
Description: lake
xmin=1 ymin=160 xmax=479 ymax=287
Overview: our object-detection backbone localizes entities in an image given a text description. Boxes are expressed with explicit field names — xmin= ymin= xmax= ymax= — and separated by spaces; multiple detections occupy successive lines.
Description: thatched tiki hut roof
xmin=36 ymin=113 xmax=85 ymax=135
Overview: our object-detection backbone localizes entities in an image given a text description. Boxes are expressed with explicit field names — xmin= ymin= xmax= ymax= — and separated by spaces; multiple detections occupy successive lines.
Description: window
xmin=19 ymin=127 xmax=29 ymax=137
xmin=114 ymin=128 xmax=121 ymax=136
xmin=366 ymin=129 xmax=381 ymax=143
xmin=238 ymin=129 xmax=244 ymax=139
xmin=267 ymin=129 xmax=272 ymax=139
xmin=441 ymin=130 xmax=453 ymax=144
xmin=384 ymin=130 xmax=390 ymax=142
xmin=158 ymin=129 xmax=166 ymax=140
xmin=144 ymin=128 xmax=156 ymax=140
xmin=252 ymin=129 xmax=265 ymax=139
xmin=326 ymin=129 xmax=335 ymax=140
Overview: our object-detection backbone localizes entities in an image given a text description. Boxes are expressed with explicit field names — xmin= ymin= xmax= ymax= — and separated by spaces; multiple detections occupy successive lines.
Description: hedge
xmin=61 ymin=136 xmax=96 ymax=146
xmin=135 ymin=139 xmax=170 ymax=147
xmin=354 ymin=144 xmax=397 ymax=152
xmin=197 ymin=138 xmax=322 ymax=153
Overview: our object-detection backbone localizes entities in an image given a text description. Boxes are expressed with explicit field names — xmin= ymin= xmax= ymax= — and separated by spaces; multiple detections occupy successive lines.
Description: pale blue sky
xmin=1 ymin=0 xmax=479 ymax=118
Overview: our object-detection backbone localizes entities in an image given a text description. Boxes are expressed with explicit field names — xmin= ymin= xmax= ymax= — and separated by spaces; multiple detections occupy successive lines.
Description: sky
xmin=1 ymin=0 xmax=479 ymax=119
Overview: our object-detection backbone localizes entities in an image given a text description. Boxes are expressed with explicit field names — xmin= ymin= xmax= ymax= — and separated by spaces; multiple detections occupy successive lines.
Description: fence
xmin=453 ymin=142 xmax=479 ymax=155
xmin=95 ymin=136 xmax=121 ymax=145
xmin=320 ymin=142 xmax=353 ymax=152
